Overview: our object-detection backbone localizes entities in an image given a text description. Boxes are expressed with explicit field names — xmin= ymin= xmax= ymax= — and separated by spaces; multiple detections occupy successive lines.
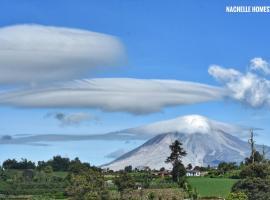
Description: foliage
xmin=217 ymin=162 xmax=238 ymax=175
xmin=68 ymin=157 xmax=91 ymax=174
xmin=227 ymin=192 xmax=248 ymax=200
xmin=186 ymin=163 xmax=192 ymax=170
xmin=66 ymin=168 xmax=109 ymax=200
xmin=166 ymin=140 xmax=187 ymax=183
xmin=165 ymin=140 xmax=187 ymax=165
xmin=232 ymin=177 xmax=270 ymax=200
xmin=46 ymin=156 xmax=70 ymax=171
xmin=124 ymin=165 xmax=132 ymax=173
xmin=113 ymin=172 xmax=135 ymax=199
xmin=239 ymin=163 xmax=269 ymax=179
xmin=245 ymin=151 xmax=264 ymax=165
xmin=2 ymin=158 xmax=35 ymax=170
xmin=171 ymin=162 xmax=186 ymax=184
xmin=147 ymin=192 xmax=155 ymax=200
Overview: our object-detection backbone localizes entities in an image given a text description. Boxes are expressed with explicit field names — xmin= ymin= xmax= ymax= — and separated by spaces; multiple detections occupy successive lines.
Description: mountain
xmin=108 ymin=114 xmax=245 ymax=140
xmin=103 ymin=115 xmax=269 ymax=170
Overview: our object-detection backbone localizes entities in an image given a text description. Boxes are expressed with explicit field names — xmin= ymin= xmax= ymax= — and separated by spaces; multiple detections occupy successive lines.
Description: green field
xmin=187 ymin=177 xmax=238 ymax=198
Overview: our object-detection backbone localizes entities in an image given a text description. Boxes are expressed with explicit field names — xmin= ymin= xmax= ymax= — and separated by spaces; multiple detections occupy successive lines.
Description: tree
xmin=171 ymin=162 xmax=186 ymax=184
xmin=124 ymin=165 xmax=132 ymax=173
xmin=239 ymin=163 xmax=269 ymax=179
xmin=165 ymin=140 xmax=187 ymax=183
xmin=166 ymin=140 xmax=187 ymax=165
xmin=2 ymin=158 xmax=35 ymax=170
xmin=245 ymin=151 xmax=264 ymax=165
xmin=186 ymin=163 xmax=193 ymax=170
xmin=47 ymin=155 xmax=70 ymax=171
xmin=2 ymin=159 xmax=18 ymax=169
xmin=217 ymin=162 xmax=238 ymax=175
xmin=113 ymin=172 xmax=135 ymax=199
xmin=68 ymin=158 xmax=90 ymax=174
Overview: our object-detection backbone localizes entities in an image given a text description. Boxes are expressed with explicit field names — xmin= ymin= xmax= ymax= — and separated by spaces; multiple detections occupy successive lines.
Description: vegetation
xmin=230 ymin=130 xmax=270 ymax=200
xmin=165 ymin=140 xmax=187 ymax=184
xmin=113 ymin=172 xmax=135 ymax=199
xmin=0 ymin=136 xmax=269 ymax=200
xmin=227 ymin=192 xmax=248 ymax=200
xmin=187 ymin=177 xmax=238 ymax=198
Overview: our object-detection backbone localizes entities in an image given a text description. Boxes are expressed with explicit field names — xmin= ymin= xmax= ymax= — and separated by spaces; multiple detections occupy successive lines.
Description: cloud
xmin=209 ymin=59 xmax=270 ymax=108
xmin=105 ymin=149 xmax=126 ymax=158
xmin=46 ymin=112 xmax=100 ymax=126
xmin=208 ymin=65 xmax=241 ymax=82
xmin=0 ymin=24 xmax=125 ymax=84
xmin=1 ymin=135 xmax=12 ymax=140
xmin=0 ymin=114 xmax=248 ymax=145
xmin=0 ymin=78 xmax=224 ymax=114
xmin=250 ymin=57 xmax=270 ymax=74
xmin=0 ymin=133 xmax=136 ymax=145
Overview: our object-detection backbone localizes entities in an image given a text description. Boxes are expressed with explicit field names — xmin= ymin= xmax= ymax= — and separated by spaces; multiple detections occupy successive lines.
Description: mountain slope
xmin=103 ymin=115 xmax=268 ymax=170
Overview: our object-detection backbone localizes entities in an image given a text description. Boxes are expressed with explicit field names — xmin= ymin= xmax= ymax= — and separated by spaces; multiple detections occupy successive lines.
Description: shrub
xmin=232 ymin=177 xmax=270 ymax=200
xmin=227 ymin=192 xmax=248 ymax=200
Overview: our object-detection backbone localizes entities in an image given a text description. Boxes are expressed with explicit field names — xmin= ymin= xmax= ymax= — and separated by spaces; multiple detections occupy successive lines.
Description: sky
xmin=1 ymin=0 xmax=270 ymax=166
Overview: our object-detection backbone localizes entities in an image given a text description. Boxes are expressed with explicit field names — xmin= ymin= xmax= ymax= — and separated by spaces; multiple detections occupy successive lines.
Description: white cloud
xmin=46 ymin=112 xmax=99 ymax=126
xmin=0 ymin=78 xmax=224 ymax=114
xmin=250 ymin=57 xmax=270 ymax=74
xmin=208 ymin=65 xmax=241 ymax=82
xmin=209 ymin=63 xmax=270 ymax=108
xmin=0 ymin=24 xmax=125 ymax=84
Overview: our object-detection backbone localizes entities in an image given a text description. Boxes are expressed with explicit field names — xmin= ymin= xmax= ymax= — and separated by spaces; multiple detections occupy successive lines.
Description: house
xmin=186 ymin=170 xmax=201 ymax=176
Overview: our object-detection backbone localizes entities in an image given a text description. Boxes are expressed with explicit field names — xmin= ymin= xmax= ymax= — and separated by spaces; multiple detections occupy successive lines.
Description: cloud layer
xmin=0 ymin=78 xmax=224 ymax=114
xmin=0 ymin=24 xmax=125 ymax=84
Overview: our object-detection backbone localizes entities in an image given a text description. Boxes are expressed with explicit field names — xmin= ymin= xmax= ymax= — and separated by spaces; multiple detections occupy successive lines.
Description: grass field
xmin=187 ymin=177 xmax=238 ymax=198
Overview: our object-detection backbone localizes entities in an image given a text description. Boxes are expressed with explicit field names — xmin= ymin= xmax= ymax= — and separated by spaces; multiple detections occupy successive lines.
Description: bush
xmin=227 ymin=192 xmax=248 ymax=200
xmin=232 ymin=177 xmax=270 ymax=200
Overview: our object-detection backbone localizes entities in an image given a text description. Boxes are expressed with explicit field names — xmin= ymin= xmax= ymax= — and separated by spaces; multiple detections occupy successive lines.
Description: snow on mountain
xmin=103 ymin=115 xmax=268 ymax=171
xmin=110 ymin=114 xmax=246 ymax=140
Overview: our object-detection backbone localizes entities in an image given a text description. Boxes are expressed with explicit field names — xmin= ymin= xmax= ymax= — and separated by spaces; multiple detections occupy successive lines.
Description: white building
xmin=186 ymin=170 xmax=201 ymax=176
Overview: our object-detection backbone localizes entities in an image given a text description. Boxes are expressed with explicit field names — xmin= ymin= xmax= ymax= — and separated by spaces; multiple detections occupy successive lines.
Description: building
xmin=186 ymin=170 xmax=201 ymax=176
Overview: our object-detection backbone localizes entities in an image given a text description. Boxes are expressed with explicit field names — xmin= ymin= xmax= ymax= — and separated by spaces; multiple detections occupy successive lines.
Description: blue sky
xmin=0 ymin=0 xmax=270 ymax=165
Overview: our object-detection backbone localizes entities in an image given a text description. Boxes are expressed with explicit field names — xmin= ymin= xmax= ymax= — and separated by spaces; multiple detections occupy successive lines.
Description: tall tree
xmin=165 ymin=140 xmax=187 ymax=183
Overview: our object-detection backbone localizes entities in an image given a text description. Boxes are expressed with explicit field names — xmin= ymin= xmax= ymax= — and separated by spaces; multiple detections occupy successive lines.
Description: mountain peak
xmin=175 ymin=115 xmax=211 ymax=134
xmin=123 ymin=114 xmax=242 ymax=138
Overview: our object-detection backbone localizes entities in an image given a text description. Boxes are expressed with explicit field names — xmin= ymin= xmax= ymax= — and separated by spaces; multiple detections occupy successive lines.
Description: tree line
xmin=1 ymin=156 xmax=94 ymax=172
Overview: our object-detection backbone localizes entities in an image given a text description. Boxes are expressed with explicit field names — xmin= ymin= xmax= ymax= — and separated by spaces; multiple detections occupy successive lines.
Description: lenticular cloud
xmin=0 ymin=78 xmax=224 ymax=114
xmin=0 ymin=24 xmax=125 ymax=84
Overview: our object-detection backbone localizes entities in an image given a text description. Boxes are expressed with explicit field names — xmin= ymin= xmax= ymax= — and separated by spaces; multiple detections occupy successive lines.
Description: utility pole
xmin=248 ymin=128 xmax=255 ymax=164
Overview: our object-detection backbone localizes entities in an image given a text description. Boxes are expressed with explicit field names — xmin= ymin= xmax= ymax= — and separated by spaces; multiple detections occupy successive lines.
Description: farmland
xmin=187 ymin=177 xmax=238 ymax=198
